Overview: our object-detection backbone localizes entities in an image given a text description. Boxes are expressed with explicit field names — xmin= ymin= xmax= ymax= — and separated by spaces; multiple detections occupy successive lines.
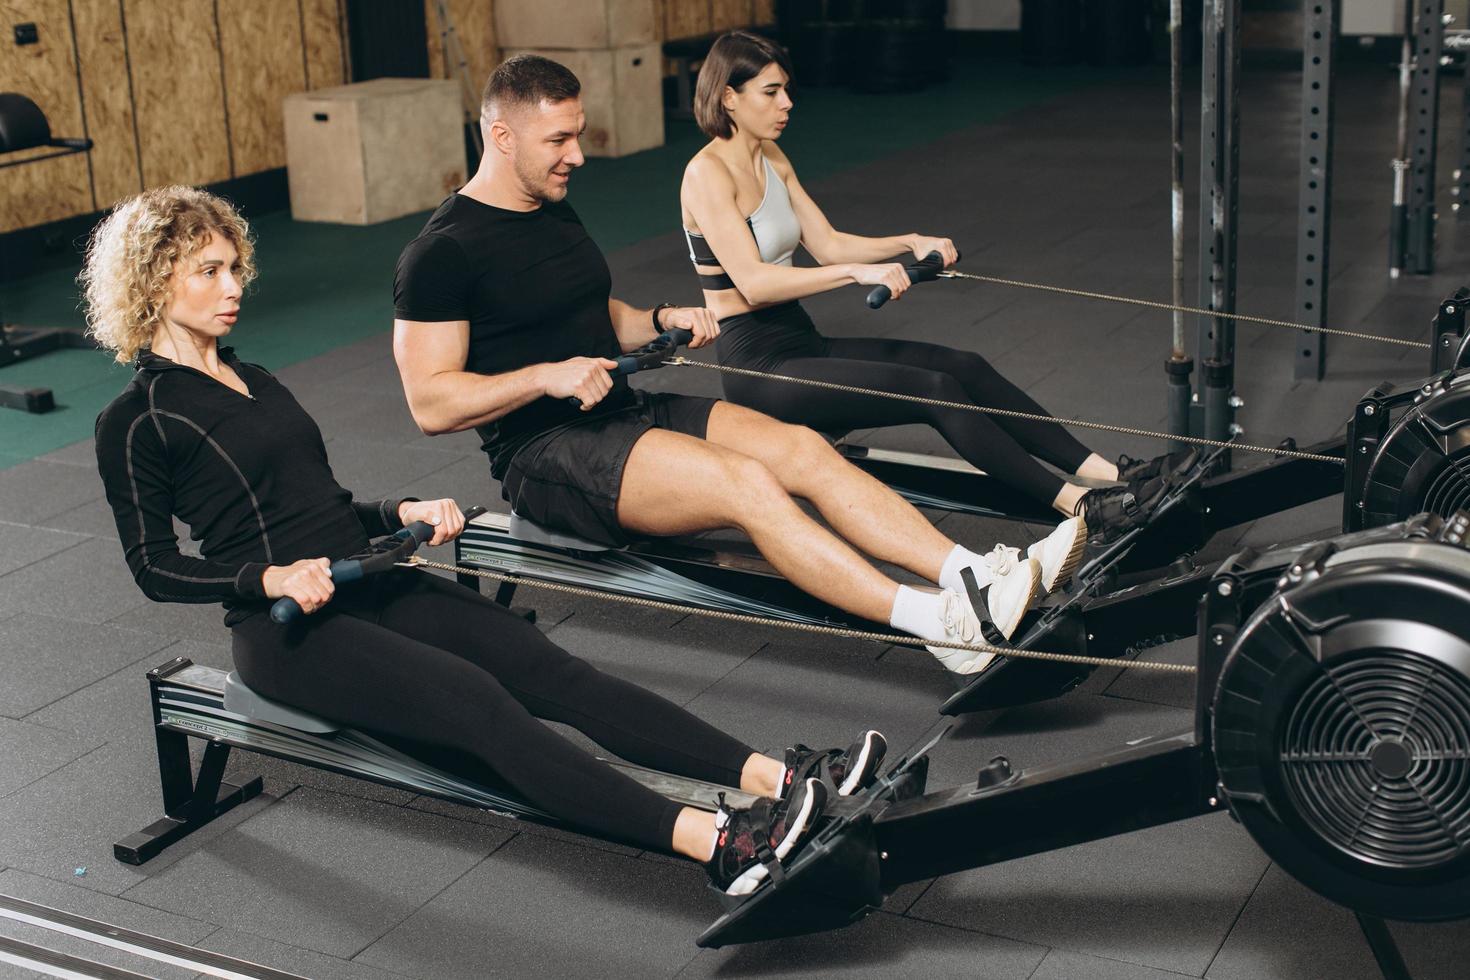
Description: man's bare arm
xmin=608 ymin=298 xmax=659 ymax=351
xmin=393 ymin=319 xmax=546 ymax=434
xmin=393 ymin=319 xmax=621 ymax=432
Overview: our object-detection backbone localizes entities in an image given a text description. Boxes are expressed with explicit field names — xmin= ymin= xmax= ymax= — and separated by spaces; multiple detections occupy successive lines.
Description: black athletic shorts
xmin=498 ymin=390 xmax=719 ymax=547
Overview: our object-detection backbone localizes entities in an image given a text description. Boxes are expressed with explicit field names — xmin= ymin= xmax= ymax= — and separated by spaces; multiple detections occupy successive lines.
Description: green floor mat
xmin=0 ymin=53 xmax=1111 ymax=469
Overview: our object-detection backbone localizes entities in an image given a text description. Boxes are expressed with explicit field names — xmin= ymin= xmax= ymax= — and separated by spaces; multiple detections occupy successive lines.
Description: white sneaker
xmin=927 ymin=555 xmax=1043 ymax=674
xmin=1026 ymin=517 xmax=1087 ymax=593
xmin=926 ymin=589 xmax=991 ymax=674
xmin=966 ymin=555 xmax=1043 ymax=641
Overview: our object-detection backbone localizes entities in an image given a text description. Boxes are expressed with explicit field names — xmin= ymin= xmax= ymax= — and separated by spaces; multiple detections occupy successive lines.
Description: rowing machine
xmin=698 ymin=512 xmax=1470 ymax=978
xmin=118 ymin=513 xmax=1470 ymax=973
xmin=949 ymin=345 xmax=1470 ymax=713
xmin=455 ymin=291 xmax=1467 ymax=713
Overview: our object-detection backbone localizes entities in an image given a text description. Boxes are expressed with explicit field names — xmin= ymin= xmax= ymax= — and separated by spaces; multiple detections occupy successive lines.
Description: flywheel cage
xmin=1280 ymin=651 xmax=1470 ymax=871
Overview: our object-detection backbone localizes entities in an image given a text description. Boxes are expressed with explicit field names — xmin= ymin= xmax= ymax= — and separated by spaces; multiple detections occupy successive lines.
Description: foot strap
xmin=958 ymin=567 xmax=1007 ymax=645
xmin=755 ymin=838 xmax=786 ymax=887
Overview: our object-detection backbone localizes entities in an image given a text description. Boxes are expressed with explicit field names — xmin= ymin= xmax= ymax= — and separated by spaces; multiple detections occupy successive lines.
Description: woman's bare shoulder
xmin=685 ymin=145 xmax=728 ymax=179
xmin=761 ymin=141 xmax=795 ymax=175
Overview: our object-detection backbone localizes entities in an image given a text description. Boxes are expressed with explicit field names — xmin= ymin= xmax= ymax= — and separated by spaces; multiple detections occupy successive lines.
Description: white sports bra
xmin=685 ymin=155 xmax=802 ymax=290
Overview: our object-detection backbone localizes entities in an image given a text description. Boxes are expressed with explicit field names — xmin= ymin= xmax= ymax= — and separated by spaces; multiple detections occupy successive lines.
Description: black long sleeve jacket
xmin=95 ymin=348 xmax=409 ymax=624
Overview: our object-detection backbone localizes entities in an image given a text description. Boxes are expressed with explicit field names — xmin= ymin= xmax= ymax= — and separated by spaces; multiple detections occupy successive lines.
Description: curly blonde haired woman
xmin=89 ymin=186 xmax=882 ymax=894
xmin=80 ymin=185 xmax=257 ymax=365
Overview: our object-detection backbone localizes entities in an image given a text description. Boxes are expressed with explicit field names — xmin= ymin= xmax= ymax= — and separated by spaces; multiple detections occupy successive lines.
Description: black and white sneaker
xmin=780 ymin=730 xmax=888 ymax=798
xmin=1074 ymin=474 xmax=1170 ymax=545
xmin=1116 ymin=448 xmax=1199 ymax=485
xmin=706 ymin=777 xmax=828 ymax=896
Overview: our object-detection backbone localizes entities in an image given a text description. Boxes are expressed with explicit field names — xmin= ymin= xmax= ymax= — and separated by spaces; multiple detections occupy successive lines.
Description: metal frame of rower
xmin=452 ymin=441 xmax=1321 ymax=715
xmin=115 ymin=529 xmax=1428 ymax=977
xmin=457 ymin=290 xmax=1470 ymax=715
xmin=115 ymin=657 xmax=766 ymax=866
xmin=699 ymin=525 xmax=1452 ymax=980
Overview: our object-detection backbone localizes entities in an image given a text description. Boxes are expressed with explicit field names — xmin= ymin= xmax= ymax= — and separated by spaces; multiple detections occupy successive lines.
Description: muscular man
xmin=392 ymin=55 xmax=1085 ymax=673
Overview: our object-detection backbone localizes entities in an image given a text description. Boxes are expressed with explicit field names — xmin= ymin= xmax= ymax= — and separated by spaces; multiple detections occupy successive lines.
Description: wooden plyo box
xmin=495 ymin=0 xmax=656 ymax=49
xmin=500 ymin=45 xmax=664 ymax=158
xmin=283 ymin=78 xmax=465 ymax=225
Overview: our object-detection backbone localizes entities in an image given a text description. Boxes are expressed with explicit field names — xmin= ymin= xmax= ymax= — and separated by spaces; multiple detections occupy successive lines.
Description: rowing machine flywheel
xmin=1348 ymin=371 xmax=1470 ymax=530
xmin=1212 ymin=528 xmax=1470 ymax=921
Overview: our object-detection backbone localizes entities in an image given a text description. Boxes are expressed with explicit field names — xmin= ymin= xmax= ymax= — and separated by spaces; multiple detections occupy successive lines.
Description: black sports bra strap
xmin=698 ymin=272 xmax=737 ymax=291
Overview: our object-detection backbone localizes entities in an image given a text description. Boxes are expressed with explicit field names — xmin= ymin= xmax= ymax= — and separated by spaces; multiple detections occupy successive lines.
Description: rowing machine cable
xmin=404 ymin=557 xmax=1197 ymax=675
xmin=668 ymin=358 xmax=1342 ymax=464
xmin=936 ymin=270 xmax=1432 ymax=351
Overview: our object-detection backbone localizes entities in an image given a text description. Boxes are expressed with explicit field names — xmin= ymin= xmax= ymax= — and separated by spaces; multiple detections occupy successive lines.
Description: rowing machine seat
xmin=222 ymin=671 xmax=341 ymax=734
xmin=507 ymin=510 xmax=616 ymax=552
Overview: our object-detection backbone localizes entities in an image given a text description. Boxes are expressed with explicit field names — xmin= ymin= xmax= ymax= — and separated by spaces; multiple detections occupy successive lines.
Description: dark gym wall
xmin=347 ymin=0 xmax=429 ymax=81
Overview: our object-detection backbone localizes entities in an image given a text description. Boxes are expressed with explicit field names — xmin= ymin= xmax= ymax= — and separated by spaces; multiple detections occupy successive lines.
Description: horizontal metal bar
xmin=0 ymin=895 xmax=305 ymax=980
xmin=874 ymin=733 xmax=1216 ymax=886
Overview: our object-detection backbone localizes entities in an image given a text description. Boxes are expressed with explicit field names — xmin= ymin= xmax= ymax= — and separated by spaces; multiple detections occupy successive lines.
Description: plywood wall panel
xmin=1 ymin=0 xmax=357 ymax=234
xmin=753 ymin=0 xmax=775 ymax=24
xmin=302 ymin=0 xmax=347 ymax=90
xmin=0 ymin=1 xmax=91 ymax=232
xmin=72 ymin=0 xmax=142 ymax=209
xmin=218 ymin=0 xmax=306 ymax=175
xmin=425 ymin=0 xmax=497 ymax=120
xmin=426 ymin=0 xmax=444 ymax=78
xmin=711 ymin=0 xmax=750 ymax=32
xmin=666 ymin=0 xmax=710 ymax=40
xmin=123 ymin=0 xmax=230 ymax=188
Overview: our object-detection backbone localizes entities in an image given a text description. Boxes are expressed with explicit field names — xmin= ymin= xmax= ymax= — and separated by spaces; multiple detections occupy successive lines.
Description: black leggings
xmin=230 ymin=572 xmax=755 ymax=852
xmin=717 ymin=306 xmax=1094 ymax=503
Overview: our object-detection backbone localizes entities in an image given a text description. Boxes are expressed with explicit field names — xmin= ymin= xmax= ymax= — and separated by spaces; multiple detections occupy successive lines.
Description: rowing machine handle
xmin=865 ymin=250 xmax=956 ymax=309
xmin=268 ymin=519 xmax=438 ymax=624
xmin=612 ymin=327 xmax=695 ymax=377
xmin=564 ymin=326 xmax=697 ymax=406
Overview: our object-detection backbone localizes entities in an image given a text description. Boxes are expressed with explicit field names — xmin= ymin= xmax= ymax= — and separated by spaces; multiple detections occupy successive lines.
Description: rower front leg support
xmin=114 ymin=729 xmax=262 ymax=865
xmin=1355 ymin=913 xmax=1412 ymax=980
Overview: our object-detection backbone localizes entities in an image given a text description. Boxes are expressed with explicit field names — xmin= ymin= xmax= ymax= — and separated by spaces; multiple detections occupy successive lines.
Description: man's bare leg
xmin=704 ymin=402 xmax=960 ymax=582
xmin=616 ymin=428 xmax=900 ymax=623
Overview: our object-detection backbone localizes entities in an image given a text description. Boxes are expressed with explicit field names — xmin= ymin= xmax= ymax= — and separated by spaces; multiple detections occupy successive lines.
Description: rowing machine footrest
xmin=222 ymin=672 xmax=341 ymax=734
xmin=695 ymin=812 xmax=883 ymax=948
xmin=507 ymin=510 xmax=615 ymax=552
xmin=940 ymin=609 xmax=1093 ymax=714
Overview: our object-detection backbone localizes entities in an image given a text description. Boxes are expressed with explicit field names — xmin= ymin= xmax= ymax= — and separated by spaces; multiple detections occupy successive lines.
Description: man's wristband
xmin=652 ymin=302 xmax=677 ymax=334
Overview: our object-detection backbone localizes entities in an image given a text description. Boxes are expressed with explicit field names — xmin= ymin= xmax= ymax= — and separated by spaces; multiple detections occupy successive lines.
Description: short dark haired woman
xmin=680 ymin=31 xmax=1194 ymax=555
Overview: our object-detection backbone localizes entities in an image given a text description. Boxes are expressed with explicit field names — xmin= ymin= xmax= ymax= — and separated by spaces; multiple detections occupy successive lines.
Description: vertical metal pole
xmin=1197 ymin=0 xmax=1240 ymax=464
xmin=1405 ymin=0 xmax=1445 ymax=275
xmin=1166 ymin=0 xmax=1193 ymax=448
xmin=1392 ymin=0 xmax=1415 ymax=269
xmin=1453 ymin=29 xmax=1470 ymax=220
xmin=1294 ymin=0 xmax=1337 ymax=381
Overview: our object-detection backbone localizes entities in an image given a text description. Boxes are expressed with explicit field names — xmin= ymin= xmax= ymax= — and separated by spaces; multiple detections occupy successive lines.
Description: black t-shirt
xmin=393 ymin=194 xmax=635 ymax=469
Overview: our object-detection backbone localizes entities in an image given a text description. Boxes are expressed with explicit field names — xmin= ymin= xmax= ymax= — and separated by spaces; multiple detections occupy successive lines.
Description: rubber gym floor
xmin=2 ymin=49 xmax=1469 ymax=980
